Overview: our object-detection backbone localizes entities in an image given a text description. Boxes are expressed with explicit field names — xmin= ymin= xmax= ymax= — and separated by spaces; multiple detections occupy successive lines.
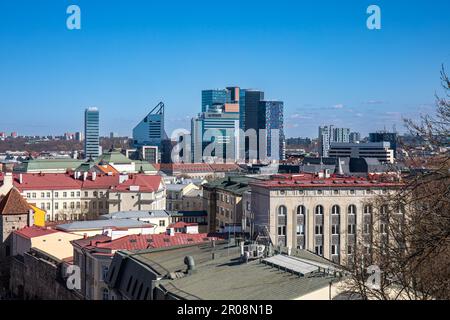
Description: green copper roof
xmin=14 ymin=159 xmax=84 ymax=172
xmin=98 ymin=150 xmax=133 ymax=164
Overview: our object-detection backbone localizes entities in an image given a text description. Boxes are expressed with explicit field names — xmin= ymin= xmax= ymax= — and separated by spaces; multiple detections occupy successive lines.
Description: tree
xmin=342 ymin=66 xmax=450 ymax=300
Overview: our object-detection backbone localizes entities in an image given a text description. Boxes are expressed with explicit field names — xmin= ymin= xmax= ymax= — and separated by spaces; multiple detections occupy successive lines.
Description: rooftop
xmin=14 ymin=225 xmax=58 ymax=239
xmin=99 ymin=210 xmax=171 ymax=220
xmin=111 ymin=242 xmax=342 ymax=300
xmin=56 ymin=219 xmax=156 ymax=231
xmin=0 ymin=187 xmax=31 ymax=215
xmin=249 ymin=173 xmax=402 ymax=189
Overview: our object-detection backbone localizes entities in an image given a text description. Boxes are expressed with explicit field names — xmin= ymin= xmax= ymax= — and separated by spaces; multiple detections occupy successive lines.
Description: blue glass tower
xmin=84 ymin=107 xmax=100 ymax=159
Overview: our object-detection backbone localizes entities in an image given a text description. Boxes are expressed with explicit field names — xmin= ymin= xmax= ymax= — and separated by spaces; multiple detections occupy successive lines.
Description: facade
xmin=0 ymin=172 xmax=165 ymax=222
xmin=318 ymin=126 xmax=351 ymax=157
xmin=369 ymin=132 xmax=398 ymax=156
xmin=349 ymin=132 xmax=361 ymax=143
xmin=203 ymin=176 xmax=263 ymax=232
xmin=84 ymin=107 xmax=100 ymax=159
xmin=166 ymin=183 xmax=199 ymax=211
xmin=201 ymin=89 xmax=228 ymax=112
xmin=191 ymin=105 xmax=240 ymax=162
xmin=12 ymin=226 xmax=82 ymax=260
xmin=133 ymin=102 xmax=167 ymax=148
xmin=249 ymin=173 xmax=402 ymax=264
xmin=329 ymin=142 xmax=395 ymax=163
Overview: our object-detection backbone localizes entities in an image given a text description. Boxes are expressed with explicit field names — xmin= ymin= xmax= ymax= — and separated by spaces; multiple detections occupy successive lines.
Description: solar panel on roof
xmin=262 ymin=255 xmax=318 ymax=276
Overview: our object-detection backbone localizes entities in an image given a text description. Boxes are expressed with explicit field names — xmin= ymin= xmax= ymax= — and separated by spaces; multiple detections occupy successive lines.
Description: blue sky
xmin=0 ymin=0 xmax=449 ymax=138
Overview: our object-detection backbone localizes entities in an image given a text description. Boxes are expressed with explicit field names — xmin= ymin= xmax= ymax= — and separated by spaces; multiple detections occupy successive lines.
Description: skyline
xmin=1 ymin=0 xmax=450 ymax=137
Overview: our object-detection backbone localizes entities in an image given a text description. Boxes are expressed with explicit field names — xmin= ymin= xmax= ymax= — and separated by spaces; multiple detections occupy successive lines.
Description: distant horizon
xmin=1 ymin=1 xmax=449 ymax=138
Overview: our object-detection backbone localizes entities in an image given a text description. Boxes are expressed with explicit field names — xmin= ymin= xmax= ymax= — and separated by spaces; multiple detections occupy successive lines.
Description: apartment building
xmin=248 ymin=173 xmax=402 ymax=264
xmin=166 ymin=183 xmax=199 ymax=211
xmin=0 ymin=172 xmax=166 ymax=222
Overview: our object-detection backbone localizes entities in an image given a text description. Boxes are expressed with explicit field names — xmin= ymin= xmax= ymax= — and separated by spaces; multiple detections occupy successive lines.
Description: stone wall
xmin=9 ymin=250 xmax=81 ymax=300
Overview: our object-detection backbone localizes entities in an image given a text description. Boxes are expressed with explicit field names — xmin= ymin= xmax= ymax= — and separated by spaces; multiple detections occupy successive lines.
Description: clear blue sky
xmin=0 ymin=0 xmax=449 ymax=138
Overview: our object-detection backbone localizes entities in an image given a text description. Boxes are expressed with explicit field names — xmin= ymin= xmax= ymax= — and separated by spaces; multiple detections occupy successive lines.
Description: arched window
xmin=348 ymin=205 xmax=357 ymax=215
xmin=278 ymin=205 xmax=287 ymax=216
xmin=364 ymin=205 xmax=372 ymax=214
xmin=331 ymin=205 xmax=340 ymax=215
xmin=315 ymin=205 xmax=324 ymax=215
xmin=102 ymin=288 xmax=109 ymax=300
xmin=297 ymin=205 xmax=306 ymax=215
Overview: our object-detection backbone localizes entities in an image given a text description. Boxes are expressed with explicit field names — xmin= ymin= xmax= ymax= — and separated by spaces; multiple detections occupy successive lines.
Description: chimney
xmin=184 ymin=256 xmax=196 ymax=274
xmin=19 ymin=173 xmax=23 ymax=184
xmin=83 ymin=172 xmax=88 ymax=181
xmin=92 ymin=171 xmax=97 ymax=181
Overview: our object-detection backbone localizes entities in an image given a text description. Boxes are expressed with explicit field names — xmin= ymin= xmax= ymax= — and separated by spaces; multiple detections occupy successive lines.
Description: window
xmin=102 ymin=288 xmax=109 ymax=300
xmin=364 ymin=224 xmax=370 ymax=234
xmin=101 ymin=266 xmax=109 ymax=281
xmin=315 ymin=245 xmax=323 ymax=256
xmin=76 ymin=191 xmax=81 ymax=197
xmin=70 ymin=202 xmax=75 ymax=209
xmin=332 ymin=225 xmax=339 ymax=235
xmin=297 ymin=205 xmax=305 ymax=215
xmin=46 ymin=203 xmax=51 ymax=210
xmin=159 ymin=220 xmax=165 ymax=227
xmin=380 ymin=223 xmax=387 ymax=234
xmin=26 ymin=193 xmax=31 ymax=198
xmin=55 ymin=192 xmax=59 ymax=198
xmin=32 ymin=193 xmax=36 ymax=198
xmin=278 ymin=205 xmax=287 ymax=216
xmin=63 ymin=192 xmax=67 ymax=197
xmin=348 ymin=205 xmax=357 ymax=215
xmin=71 ymin=192 xmax=75 ymax=197
xmin=350 ymin=190 xmax=356 ymax=195
xmin=296 ymin=224 xmax=304 ymax=235
xmin=277 ymin=226 xmax=286 ymax=236
xmin=315 ymin=205 xmax=324 ymax=215
xmin=41 ymin=192 xmax=45 ymax=198
xmin=84 ymin=191 xmax=88 ymax=197
xmin=76 ymin=202 xmax=81 ymax=209
xmin=93 ymin=191 xmax=98 ymax=197
xmin=317 ymin=190 xmax=323 ymax=195
xmin=364 ymin=205 xmax=372 ymax=214
xmin=347 ymin=245 xmax=353 ymax=254
xmin=331 ymin=244 xmax=339 ymax=255
xmin=55 ymin=202 xmax=59 ymax=210
xmin=333 ymin=190 xmax=339 ymax=195
xmin=380 ymin=205 xmax=388 ymax=215
xmin=348 ymin=224 xmax=356 ymax=234
xmin=41 ymin=203 xmax=45 ymax=210
xmin=315 ymin=225 xmax=323 ymax=235
xmin=63 ymin=202 xmax=67 ymax=209
xmin=331 ymin=205 xmax=340 ymax=215
xmin=46 ymin=192 xmax=51 ymax=198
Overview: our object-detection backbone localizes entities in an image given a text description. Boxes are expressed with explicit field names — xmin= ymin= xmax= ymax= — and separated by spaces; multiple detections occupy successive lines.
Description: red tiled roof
xmin=10 ymin=173 xmax=162 ymax=192
xmin=71 ymin=234 xmax=111 ymax=249
xmin=95 ymin=233 xmax=217 ymax=251
xmin=249 ymin=173 xmax=403 ymax=189
xmin=0 ymin=188 xmax=31 ymax=215
xmin=112 ymin=175 xmax=162 ymax=192
xmin=168 ymin=221 xmax=198 ymax=229
xmin=14 ymin=225 xmax=58 ymax=239
xmin=14 ymin=173 xmax=81 ymax=190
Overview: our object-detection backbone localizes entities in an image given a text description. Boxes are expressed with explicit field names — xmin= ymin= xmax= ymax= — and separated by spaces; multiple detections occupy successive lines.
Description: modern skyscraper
xmin=242 ymin=89 xmax=265 ymax=132
xmin=332 ymin=127 xmax=350 ymax=143
xmin=258 ymin=101 xmax=285 ymax=161
xmin=84 ymin=107 xmax=100 ymax=159
xmin=201 ymin=89 xmax=228 ymax=112
xmin=191 ymin=104 xmax=240 ymax=163
xmin=133 ymin=102 xmax=168 ymax=162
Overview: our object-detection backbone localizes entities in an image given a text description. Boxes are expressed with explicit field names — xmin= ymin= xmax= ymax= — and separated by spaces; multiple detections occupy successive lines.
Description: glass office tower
xmin=84 ymin=107 xmax=100 ymax=159
xmin=201 ymin=89 xmax=228 ymax=112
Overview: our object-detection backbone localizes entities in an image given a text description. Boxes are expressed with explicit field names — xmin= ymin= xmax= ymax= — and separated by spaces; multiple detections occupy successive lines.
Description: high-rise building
xmin=318 ymin=125 xmax=351 ymax=157
xmin=258 ymin=101 xmax=285 ymax=160
xmin=242 ymin=89 xmax=264 ymax=132
xmin=133 ymin=102 xmax=169 ymax=162
xmin=349 ymin=132 xmax=361 ymax=143
xmin=201 ymin=89 xmax=228 ymax=112
xmin=84 ymin=107 xmax=100 ymax=159
xmin=191 ymin=104 xmax=240 ymax=163
xmin=369 ymin=131 xmax=397 ymax=156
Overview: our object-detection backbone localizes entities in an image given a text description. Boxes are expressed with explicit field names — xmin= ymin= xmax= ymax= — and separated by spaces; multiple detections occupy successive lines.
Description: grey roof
xmin=184 ymin=189 xmax=202 ymax=197
xmin=113 ymin=242 xmax=342 ymax=300
xmin=56 ymin=219 xmax=154 ymax=231
xmin=99 ymin=210 xmax=172 ymax=220
xmin=166 ymin=184 xmax=192 ymax=191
